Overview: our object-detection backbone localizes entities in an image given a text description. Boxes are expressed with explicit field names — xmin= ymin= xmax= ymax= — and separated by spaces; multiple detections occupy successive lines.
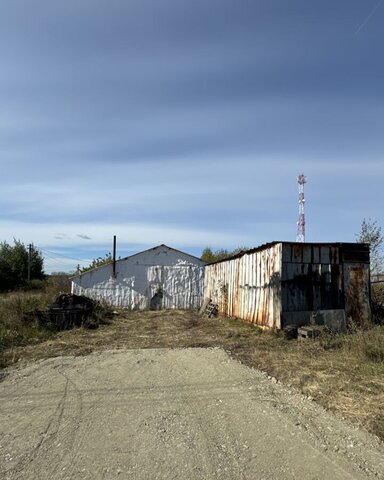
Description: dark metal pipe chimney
xmin=112 ymin=235 xmax=117 ymax=278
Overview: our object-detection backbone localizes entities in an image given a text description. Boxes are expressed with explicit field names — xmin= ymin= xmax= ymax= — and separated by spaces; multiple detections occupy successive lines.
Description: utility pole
xmin=28 ymin=243 xmax=32 ymax=281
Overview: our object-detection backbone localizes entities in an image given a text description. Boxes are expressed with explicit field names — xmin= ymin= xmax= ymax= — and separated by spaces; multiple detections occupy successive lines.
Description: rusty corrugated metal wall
xmin=204 ymin=242 xmax=371 ymax=329
xmin=281 ymin=244 xmax=344 ymax=326
xmin=204 ymin=243 xmax=283 ymax=328
xmin=341 ymin=244 xmax=371 ymax=328
xmin=281 ymin=243 xmax=371 ymax=327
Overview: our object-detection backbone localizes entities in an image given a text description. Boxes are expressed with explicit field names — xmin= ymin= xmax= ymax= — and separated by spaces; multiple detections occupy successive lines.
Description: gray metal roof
xmin=70 ymin=244 xmax=206 ymax=279
xmin=207 ymin=241 xmax=370 ymax=265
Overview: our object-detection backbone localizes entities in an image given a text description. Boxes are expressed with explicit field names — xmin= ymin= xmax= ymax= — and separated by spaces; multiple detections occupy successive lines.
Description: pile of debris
xmin=199 ymin=298 xmax=219 ymax=318
xmin=24 ymin=294 xmax=101 ymax=331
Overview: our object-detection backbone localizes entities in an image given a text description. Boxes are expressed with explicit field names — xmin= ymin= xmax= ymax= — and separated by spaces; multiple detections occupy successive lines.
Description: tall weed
xmin=345 ymin=326 xmax=384 ymax=363
xmin=0 ymin=276 xmax=71 ymax=354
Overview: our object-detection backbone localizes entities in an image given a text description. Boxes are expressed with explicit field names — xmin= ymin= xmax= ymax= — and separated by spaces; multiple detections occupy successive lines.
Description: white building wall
xmin=71 ymin=245 xmax=205 ymax=310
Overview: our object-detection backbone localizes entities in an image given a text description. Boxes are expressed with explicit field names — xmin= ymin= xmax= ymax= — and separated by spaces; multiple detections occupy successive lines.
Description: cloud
xmin=1 ymin=220 xmax=254 ymax=250
xmin=355 ymin=0 xmax=383 ymax=35
xmin=0 ymin=0 xmax=383 ymax=273
xmin=54 ymin=233 xmax=70 ymax=240
xmin=2 ymin=218 xmax=263 ymax=274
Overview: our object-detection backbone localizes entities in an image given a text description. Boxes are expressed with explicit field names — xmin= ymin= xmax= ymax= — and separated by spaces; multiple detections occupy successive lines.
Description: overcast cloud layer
xmin=1 ymin=0 xmax=383 ymax=272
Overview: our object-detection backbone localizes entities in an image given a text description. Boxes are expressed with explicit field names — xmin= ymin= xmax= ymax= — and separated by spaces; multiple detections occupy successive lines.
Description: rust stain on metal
xmin=204 ymin=242 xmax=371 ymax=329
xmin=344 ymin=263 xmax=371 ymax=328
xmin=204 ymin=243 xmax=282 ymax=328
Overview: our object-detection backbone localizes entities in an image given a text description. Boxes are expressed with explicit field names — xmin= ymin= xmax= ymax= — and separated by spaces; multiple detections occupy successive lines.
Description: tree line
xmin=0 ymin=240 xmax=44 ymax=291
xmin=0 ymin=219 xmax=382 ymax=292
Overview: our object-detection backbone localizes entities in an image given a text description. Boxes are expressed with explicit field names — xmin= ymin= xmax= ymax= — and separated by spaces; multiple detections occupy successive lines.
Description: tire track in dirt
xmin=1 ymin=367 xmax=80 ymax=479
xmin=144 ymin=353 xmax=248 ymax=480
xmin=1 ymin=358 xmax=103 ymax=480
xmin=1 ymin=348 xmax=384 ymax=480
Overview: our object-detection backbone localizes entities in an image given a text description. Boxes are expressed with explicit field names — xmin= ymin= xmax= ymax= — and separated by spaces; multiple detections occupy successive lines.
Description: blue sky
xmin=1 ymin=0 xmax=383 ymax=273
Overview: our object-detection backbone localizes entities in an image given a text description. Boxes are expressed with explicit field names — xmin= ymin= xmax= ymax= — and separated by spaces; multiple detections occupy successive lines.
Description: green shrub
xmin=24 ymin=279 xmax=46 ymax=290
xmin=45 ymin=274 xmax=71 ymax=297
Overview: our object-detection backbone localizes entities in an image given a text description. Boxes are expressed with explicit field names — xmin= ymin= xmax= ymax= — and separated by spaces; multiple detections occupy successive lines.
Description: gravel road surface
xmin=1 ymin=348 xmax=383 ymax=480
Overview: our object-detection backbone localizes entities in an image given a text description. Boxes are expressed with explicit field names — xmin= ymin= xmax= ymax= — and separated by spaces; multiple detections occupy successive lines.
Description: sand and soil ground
xmin=1 ymin=347 xmax=384 ymax=480
xmin=1 ymin=310 xmax=384 ymax=479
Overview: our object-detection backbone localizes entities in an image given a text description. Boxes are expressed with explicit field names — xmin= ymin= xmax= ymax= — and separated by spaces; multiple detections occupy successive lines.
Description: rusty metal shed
xmin=204 ymin=242 xmax=371 ymax=329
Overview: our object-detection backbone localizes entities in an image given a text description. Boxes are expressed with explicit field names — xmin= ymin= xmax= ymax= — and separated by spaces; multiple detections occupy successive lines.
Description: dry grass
xmin=0 ymin=291 xmax=55 ymax=362
xmin=1 ymin=308 xmax=384 ymax=441
xmin=0 ymin=276 xmax=112 ymax=366
xmin=0 ymin=310 xmax=262 ymax=363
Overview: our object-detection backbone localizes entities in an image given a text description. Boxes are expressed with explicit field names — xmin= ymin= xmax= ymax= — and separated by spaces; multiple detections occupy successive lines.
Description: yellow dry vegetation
xmin=1 ymin=308 xmax=384 ymax=441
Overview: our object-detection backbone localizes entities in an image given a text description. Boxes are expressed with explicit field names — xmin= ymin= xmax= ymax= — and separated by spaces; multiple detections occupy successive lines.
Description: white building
xmin=71 ymin=244 xmax=206 ymax=310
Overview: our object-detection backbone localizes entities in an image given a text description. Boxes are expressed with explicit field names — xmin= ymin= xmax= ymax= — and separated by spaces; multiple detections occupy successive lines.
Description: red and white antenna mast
xmin=296 ymin=173 xmax=307 ymax=242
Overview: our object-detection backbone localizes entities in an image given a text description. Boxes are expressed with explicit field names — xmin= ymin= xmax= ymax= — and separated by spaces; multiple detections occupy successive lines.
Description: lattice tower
xmin=296 ymin=173 xmax=306 ymax=243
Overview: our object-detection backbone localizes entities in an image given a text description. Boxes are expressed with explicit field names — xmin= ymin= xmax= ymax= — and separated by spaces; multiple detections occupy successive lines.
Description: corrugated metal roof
xmin=115 ymin=244 xmax=206 ymax=265
xmin=208 ymin=241 xmax=370 ymax=265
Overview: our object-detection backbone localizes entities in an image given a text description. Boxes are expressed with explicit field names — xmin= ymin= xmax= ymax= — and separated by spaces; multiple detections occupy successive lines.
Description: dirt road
xmin=1 ymin=348 xmax=383 ymax=480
